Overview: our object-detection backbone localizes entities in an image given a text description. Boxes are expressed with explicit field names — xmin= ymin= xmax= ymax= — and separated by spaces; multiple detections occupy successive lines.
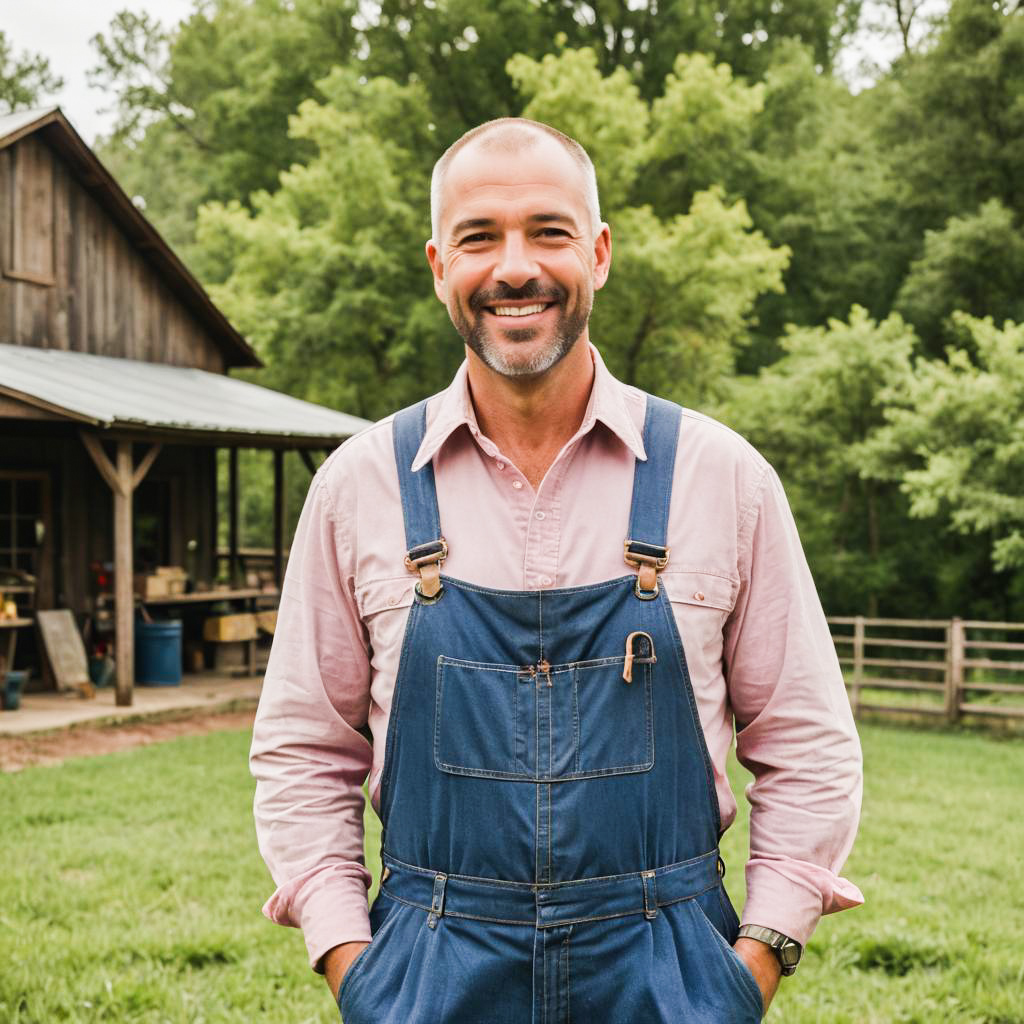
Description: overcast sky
xmin=2 ymin=0 xmax=194 ymax=144
xmin=3 ymin=0 xmax=937 ymax=148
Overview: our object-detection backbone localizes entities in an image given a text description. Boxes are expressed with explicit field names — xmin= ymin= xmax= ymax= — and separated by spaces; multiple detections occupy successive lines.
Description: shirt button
xmin=512 ymin=480 xmax=523 ymax=490
xmin=496 ymin=461 xmax=505 ymax=470
xmin=541 ymin=576 xmax=552 ymax=586
xmin=387 ymin=595 xmax=398 ymax=606
xmin=694 ymin=592 xmax=705 ymax=602
xmin=535 ymin=511 xmax=545 ymax=520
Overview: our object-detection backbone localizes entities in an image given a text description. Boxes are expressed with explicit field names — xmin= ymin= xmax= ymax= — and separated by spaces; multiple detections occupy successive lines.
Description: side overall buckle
xmin=624 ymin=540 xmax=669 ymax=600
xmin=405 ymin=539 xmax=448 ymax=602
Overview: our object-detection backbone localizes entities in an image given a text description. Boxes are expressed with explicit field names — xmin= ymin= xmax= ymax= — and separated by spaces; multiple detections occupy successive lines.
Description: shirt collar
xmin=410 ymin=343 xmax=647 ymax=472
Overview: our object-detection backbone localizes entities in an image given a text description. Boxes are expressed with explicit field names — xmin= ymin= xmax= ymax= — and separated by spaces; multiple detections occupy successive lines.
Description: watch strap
xmin=736 ymin=924 xmax=803 ymax=976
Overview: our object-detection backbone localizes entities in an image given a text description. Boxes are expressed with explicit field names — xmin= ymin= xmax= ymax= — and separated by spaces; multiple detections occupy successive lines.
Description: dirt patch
xmin=0 ymin=706 xmax=257 ymax=773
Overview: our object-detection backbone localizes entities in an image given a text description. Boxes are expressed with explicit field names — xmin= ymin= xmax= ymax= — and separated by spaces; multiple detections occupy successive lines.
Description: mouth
xmin=484 ymin=301 xmax=557 ymax=321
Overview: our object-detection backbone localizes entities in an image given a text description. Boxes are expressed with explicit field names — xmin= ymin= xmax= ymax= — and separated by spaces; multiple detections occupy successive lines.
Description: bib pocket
xmin=434 ymin=654 xmax=654 ymax=782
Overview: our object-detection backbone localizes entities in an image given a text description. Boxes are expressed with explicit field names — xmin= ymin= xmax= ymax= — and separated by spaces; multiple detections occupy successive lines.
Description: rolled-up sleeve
xmin=250 ymin=470 xmax=374 ymax=970
xmin=724 ymin=468 xmax=864 ymax=946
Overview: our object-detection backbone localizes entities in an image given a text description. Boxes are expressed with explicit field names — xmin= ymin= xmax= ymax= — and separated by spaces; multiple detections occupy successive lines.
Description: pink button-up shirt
xmin=250 ymin=346 xmax=863 ymax=970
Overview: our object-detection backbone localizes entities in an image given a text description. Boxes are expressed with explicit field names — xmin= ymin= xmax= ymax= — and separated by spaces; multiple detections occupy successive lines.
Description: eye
xmin=537 ymin=227 xmax=570 ymax=238
xmin=458 ymin=232 xmax=492 ymax=245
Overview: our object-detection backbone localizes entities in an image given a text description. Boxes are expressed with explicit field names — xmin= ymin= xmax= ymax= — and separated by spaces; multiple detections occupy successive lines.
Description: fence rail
xmin=827 ymin=616 xmax=1024 ymax=724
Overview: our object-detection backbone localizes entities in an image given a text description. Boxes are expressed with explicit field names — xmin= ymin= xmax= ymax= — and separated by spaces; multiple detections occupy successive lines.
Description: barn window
xmin=0 ymin=473 xmax=49 ymax=576
xmin=3 ymin=136 xmax=56 ymax=287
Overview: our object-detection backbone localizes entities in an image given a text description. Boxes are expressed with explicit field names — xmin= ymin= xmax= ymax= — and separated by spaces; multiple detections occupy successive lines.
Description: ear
xmin=592 ymin=223 xmax=612 ymax=292
xmin=426 ymin=240 xmax=446 ymax=304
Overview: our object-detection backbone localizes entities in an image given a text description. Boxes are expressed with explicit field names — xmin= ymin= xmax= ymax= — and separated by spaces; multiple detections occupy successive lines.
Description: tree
xmin=895 ymin=200 xmax=1024 ymax=356
xmin=594 ymin=194 xmax=788 ymax=406
xmin=196 ymin=67 xmax=453 ymax=421
xmin=0 ymin=31 xmax=63 ymax=111
xmin=862 ymin=315 xmax=1024 ymax=583
xmin=719 ymin=307 xmax=917 ymax=614
xmin=741 ymin=40 xmax=906 ymax=364
xmin=509 ymin=47 xmax=788 ymax=406
xmin=92 ymin=1 xmax=356 ymax=255
xmin=638 ymin=52 xmax=765 ymax=216
xmin=202 ymin=46 xmax=790 ymax=416
xmin=874 ymin=0 xmax=1024 ymax=236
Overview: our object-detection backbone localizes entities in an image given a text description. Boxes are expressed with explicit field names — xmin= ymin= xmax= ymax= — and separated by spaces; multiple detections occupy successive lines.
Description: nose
xmin=492 ymin=233 xmax=540 ymax=289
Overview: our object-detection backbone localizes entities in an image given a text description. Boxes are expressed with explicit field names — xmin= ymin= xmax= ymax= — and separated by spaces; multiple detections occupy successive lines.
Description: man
xmin=250 ymin=118 xmax=863 ymax=1023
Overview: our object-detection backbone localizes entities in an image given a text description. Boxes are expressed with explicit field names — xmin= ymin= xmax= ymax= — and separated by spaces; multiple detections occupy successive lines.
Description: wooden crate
xmin=203 ymin=613 xmax=258 ymax=643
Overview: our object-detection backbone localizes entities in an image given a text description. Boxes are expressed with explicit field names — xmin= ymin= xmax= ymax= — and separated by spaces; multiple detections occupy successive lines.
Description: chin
xmin=471 ymin=333 xmax=576 ymax=379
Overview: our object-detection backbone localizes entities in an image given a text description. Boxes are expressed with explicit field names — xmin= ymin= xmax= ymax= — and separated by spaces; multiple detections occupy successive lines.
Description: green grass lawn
xmin=2 ymin=722 xmax=1022 ymax=1023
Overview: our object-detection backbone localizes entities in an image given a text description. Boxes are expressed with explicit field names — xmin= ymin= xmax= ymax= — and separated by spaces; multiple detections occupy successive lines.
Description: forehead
xmin=440 ymin=134 xmax=588 ymax=235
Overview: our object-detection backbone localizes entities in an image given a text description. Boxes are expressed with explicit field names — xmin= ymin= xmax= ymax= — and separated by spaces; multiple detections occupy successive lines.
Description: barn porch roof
xmin=0 ymin=343 xmax=373 ymax=447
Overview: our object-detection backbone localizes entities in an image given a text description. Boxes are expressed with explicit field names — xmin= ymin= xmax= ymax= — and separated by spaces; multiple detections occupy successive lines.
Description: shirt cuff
xmin=261 ymin=865 xmax=373 ymax=971
xmin=741 ymin=855 xmax=864 ymax=947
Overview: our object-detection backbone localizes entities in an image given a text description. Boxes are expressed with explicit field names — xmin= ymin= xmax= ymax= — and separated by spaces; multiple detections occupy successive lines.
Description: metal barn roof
xmin=0 ymin=344 xmax=373 ymax=446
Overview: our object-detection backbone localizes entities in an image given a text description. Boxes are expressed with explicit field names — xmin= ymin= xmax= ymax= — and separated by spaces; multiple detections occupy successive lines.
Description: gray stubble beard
xmin=453 ymin=296 xmax=592 ymax=379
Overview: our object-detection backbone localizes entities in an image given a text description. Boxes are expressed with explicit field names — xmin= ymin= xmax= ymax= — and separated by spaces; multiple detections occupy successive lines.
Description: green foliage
xmin=895 ymin=200 xmax=1024 ymax=355
xmin=862 ymin=316 xmax=1024 ymax=576
xmin=508 ymin=47 xmax=649 ymax=212
xmin=742 ymin=41 xmax=905 ymax=360
xmin=0 ymin=30 xmax=63 ymax=110
xmin=719 ymin=308 xmax=916 ymax=613
xmin=93 ymin=1 xmax=353 ymax=256
xmin=506 ymin=47 xmax=789 ymax=405
xmin=198 ymin=67 xmax=455 ymax=420
xmin=597 ymin=194 xmax=788 ymax=405
xmin=877 ymin=0 xmax=1024 ymax=235
xmin=641 ymin=53 xmax=765 ymax=214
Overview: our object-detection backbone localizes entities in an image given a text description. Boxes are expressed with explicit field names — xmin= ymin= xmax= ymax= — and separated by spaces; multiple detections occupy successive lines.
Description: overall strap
xmin=624 ymin=395 xmax=682 ymax=599
xmin=393 ymin=400 xmax=447 ymax=600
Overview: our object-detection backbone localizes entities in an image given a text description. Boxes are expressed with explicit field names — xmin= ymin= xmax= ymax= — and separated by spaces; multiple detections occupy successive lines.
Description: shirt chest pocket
xmin=662 ymin=571 xmax=736 ymax=671
xmin=434 ymin=653 xmax=655 ymax=782
xmin=356 ymin=577 xmax=416 ymax=673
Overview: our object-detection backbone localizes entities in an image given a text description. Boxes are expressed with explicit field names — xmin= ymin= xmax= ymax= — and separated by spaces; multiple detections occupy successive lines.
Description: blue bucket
xmin=135 ymin=620 xmax=183 ymax=686
xmin=3 ymin=670 xmax=28 ymax=710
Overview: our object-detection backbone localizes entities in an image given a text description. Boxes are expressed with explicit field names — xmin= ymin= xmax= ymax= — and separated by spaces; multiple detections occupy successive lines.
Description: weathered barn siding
xmin=0 ymin=134 xmax=225 ymax=371
xmin=0 ymin=420 xmax=217 ymax=615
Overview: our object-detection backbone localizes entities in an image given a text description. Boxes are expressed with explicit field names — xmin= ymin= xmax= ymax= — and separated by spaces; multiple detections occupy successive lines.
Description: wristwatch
xmin=736 ymin=925 xmax=803 ymax=976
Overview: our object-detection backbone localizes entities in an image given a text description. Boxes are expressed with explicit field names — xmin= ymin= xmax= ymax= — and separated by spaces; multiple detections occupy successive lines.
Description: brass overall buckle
xmin=405 ymin=538 xmax=448 ymax=601
xmin=624 ymin=540 xmax=670 ymax=600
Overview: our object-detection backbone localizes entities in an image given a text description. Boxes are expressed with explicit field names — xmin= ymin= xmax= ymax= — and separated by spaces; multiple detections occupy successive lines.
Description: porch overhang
xmin=0 ymin=344 xmax=373 ymax=447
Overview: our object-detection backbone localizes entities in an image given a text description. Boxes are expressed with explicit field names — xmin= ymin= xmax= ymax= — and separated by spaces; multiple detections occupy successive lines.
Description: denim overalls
xmin=337 ymin=395 xmax=764 ymax=1024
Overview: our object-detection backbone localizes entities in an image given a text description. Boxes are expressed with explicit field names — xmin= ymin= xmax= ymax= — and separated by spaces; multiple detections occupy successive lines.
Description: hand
xmin=733 ymin=937 xmax=781 ymax=1013
xmin=323 ymin=941 xmax=371 ymax=1001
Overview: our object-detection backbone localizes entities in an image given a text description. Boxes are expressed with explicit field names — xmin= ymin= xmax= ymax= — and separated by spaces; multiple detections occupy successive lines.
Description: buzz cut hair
xmin=429 ymin=117 xmax=602 ymax=244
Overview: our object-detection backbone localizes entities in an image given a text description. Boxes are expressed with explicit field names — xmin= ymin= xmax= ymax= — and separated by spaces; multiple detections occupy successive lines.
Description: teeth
xmin=492 ymin=304 xmax=547 ymax=317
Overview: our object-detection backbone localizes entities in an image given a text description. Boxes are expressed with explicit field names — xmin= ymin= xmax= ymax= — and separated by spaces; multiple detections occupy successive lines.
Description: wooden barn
xmin=0 ymin=107 xmax=371 ymax=705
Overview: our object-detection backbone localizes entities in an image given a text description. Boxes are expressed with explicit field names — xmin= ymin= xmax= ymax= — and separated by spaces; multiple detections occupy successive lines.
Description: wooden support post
xmin=947 ymin=617 xmax=965 ymax=724
xmin=851 ymin=616 xmax=865 ymax=718
xmin=80 ymin=433 xmax=161 ymax=707
xmin=113 ymin=442 xmax=134 ymax=706
xmin=299 ymin=449 xmax=318 ymax=477
xmin=228 ymin=447 xmax=240 ymax=587
xmin=273 ymin=449 xmax=285 ymax=590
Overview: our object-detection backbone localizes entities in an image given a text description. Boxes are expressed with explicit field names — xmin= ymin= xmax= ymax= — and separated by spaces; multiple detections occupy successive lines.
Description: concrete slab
xmin=0 ymin=673 xmax=262 ymax=736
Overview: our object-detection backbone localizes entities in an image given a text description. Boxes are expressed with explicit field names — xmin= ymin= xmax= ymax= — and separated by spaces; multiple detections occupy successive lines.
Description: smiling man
xmin=250 ymin=118 xmax=863 ymax=1024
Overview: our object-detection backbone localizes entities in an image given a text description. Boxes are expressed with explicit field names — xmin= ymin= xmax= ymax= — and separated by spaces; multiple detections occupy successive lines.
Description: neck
xmin=466 ymin=339 xmax=595 ymax=490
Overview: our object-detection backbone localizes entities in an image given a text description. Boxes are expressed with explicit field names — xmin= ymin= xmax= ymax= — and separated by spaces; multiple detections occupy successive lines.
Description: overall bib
xmin=338 ymin=396 xmax=764 ymax=1024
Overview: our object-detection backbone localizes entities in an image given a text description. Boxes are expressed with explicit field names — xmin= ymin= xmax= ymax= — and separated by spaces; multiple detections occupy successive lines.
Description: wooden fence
xmin=828 ymin=617 xmax=1024 ymax=724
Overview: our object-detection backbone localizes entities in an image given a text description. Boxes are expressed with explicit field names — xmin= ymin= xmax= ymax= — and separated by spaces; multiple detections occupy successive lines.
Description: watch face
xmin=778 ymin=942 xmax=802 ymax=968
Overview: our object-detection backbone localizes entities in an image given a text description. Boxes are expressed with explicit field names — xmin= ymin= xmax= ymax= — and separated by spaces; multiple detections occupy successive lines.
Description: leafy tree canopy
xmin=895 ymin=199 xmax=1024 ymax=355
xmin=718 ymin=307 xmax=916 ymax=613
xmin=0 ymin=31 xmax=63 ymax=111
xmin=862 ymin=315 xmax=1024 ymax=575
